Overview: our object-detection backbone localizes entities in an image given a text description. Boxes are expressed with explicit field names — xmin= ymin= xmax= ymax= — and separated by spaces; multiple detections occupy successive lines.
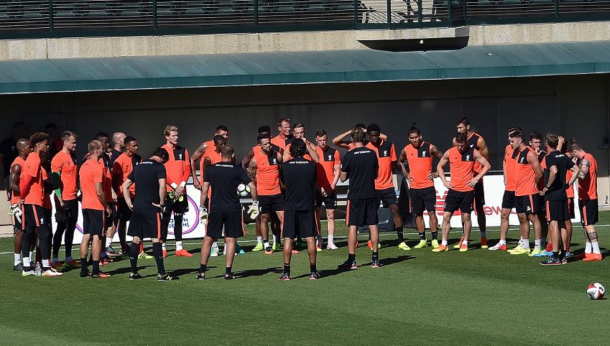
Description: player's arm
xmin=276 ymin=151 xmax=284 ymax=164
xmin=190 ymin=143 xmax=207 ymax=190
xmin=241 ymin=148 xmax=255 ymax=169
xmin=578 ymin=158 xmax=590 ymax=179
xmin=306 ymin=141 xmax=319 ymax=163
xmin=557 ymin=136 xmax=565 ymax=152
xmin=247 ymin=158 xmax=257 ymax=185
xmin=156 ymin=178 xmax=167 ymax=211
xmin=502 ymin=146 xmax=508 ymax=186
xmin=430 ymin=144 xmax=443 ymax=179
xmin=379 ymin=133 xmax=388 ymax=141
xmin=177 ymin=149 xmax=191 ymax=194
xmin=397 ymin=148 xmax=410 ymax=179
xmin=568 ymin=164 xmax=580 ymax=187
xmin=282 ymin=147 xmax=291 ymax=163
xmin=470 ymin=150 xmax=491 ymax=187
xmin=436 ymin=151 xmax=451 ymax=188
xmin=543 ymin=163 xmax=558 ymax=196
xmin=95 ymin=181 xmax=111 ymax=213
xmin=112 ymin=161 xmax=122 ymax=194
xmin=51 ymin=169 xmax=65 ymax=206
xmin=200 ymin=181 xmax=210 ymax=208
xmin=9 ymin=164 xmax=21 ymax=197
xmin=527 ymin=150 xmax=543 ymax=183
xmin=332 ymin=129 xmax=352 ymax=149
xmin=122 ymin=178 xmax=134 ymax=209
xmin=331 ymin=163 xmax=341 ymax=190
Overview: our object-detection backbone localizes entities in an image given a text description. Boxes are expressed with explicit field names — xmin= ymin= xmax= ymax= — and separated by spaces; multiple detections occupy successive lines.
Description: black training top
xmin=109 ymin=149 xmax=123 ymax=169
xmin=543 ymin=151 xmax=575 ymax=201
xmin=281 ymin=157 xmax=316 ymax=211
xmin=341 ymin=147 xmax=378 ymax=200
xmin=204 ymin=162 xmax=252 ymax=213
xmin=128 ymin=159 xmax=166 ymax=212
xmin=0 ymin=137 xmax=18 ymax=176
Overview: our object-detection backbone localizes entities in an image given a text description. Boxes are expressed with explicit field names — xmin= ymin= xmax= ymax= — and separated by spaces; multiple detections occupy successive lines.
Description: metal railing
xmin=1 ymin=0 xmax=610 ymax=38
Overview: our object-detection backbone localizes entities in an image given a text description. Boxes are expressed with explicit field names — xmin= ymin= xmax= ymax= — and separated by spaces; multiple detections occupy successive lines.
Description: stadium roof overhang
xmin=2 ymin=41 xmax=610 ymax=94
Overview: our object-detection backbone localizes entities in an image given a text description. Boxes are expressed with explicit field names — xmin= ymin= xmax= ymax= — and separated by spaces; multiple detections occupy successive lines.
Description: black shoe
xmin=129 ymin=272 xmax=142 ymax=280
xmin=371 ymin=260 xmax=381 ymax=268
xmin=13 ymin=263 xmax=23 ymax=271
xmin=278 ymin=273 xmax=291 ymax=281
xmin=80 ymin=270 xmax=91 ymax=278
xmin=309 ymin=271 xmax=321 ymax=280
xmin=540 ymin=257 xmax=562 ymax=266
xmin=195 ymin=272 xmax=206 ymax=280
xmin=224 ymin=273 xmax=236 ymax=280
xmin=157 ymin=273 xmax=176 ymax=281
xmin=338 ymin=260 xmax=357 ymax=270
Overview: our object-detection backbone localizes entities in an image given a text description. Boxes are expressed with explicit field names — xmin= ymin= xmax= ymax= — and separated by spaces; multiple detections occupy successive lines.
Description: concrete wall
xmin=0 ymin=74 xmax=608 ymax=209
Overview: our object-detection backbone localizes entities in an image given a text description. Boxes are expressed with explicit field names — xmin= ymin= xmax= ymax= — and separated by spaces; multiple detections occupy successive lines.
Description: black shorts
xmin=22 ymin=204 xmax=46 ymax=233
xmin=473 ymin=179 xmax=485 ymax=211
xmin=259 ymin=194 xmax=284 ymax=214
xmin=545 ymin=199 xmax=569 ymax=222
xmin=515 ymin=194 xmax=539 ymax=216
xmin=128 ymin=209 xmax=162 ymax=239
xmin=55 ymin=199 xmax=79 ymax=223
xmin=376 ymin=188 xmax=397 ymax=207
xmin=282 ymin=210 xmax=317 ymax=239
xmin=347 ymin=198 xmax=378 ymax=227
xmin=315 ymin=190 xmax=337 ymax=209
xmin=164 ymin=195 xmax=189 ymax=216
xmin=567 ymin=198 xmax=575 ymax=219
xmin=501 ymin=190 xmax=516 ymax=210
xmin=409 ymin=186 xmax=436 ymax=215
xmin=579 ymin=199 xmax=598 ymax=226
xmin=117 ymin=198 xmax=133 ymax=221
xmin=444 ymin=189 xmax=474 ymax=214
xmin=83 ymin=209 xmax=106 ymax=237
xmin=207 ymin=212 xmax=244 ymax=239
xmin=13 ymin=205 xmax=23 ymax=234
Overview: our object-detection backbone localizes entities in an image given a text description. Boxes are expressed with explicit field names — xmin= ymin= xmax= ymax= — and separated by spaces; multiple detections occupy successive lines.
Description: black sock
xmin=129 ymin=243 xmax=139 ymax=273
xmin=372 ymin=251 xmax=379 ymax=262
xmin=552 ymin=251 xmax=560 ymax=259
xmin=226 ymin=266 xmax=232 ymax=275
xmin=92 ymin=260 xmax=100 ymax=275
xmin=396 ymin=227 xmax=404 ymax=242
xmin=310 ymin=263 xmax=317 ymax=273
xmin=200 ymin=264 xmax=207 ymax=273
xmin=283 ymin=263 xmax=290 ymax=275
xmin=431 ymin=232 xmax=438 ymax=240
xmin=80 ymin=258 xmax=88 ymax=275
xmin=348 ymin=253 xmax=356 ymax=263
xmin=419 ymin=232 xmax=426 ymax=240
xmin=152 ymin=243 xmax=166 ymax=275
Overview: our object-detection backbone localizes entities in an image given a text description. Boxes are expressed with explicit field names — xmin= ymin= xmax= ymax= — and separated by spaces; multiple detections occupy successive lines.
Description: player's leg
xmin=433 ymin=211 xmax=453 ymax=252
xmin=279 ymin=210 xmax=295 ymax=280
xmin=252 ymin=214 xmax=264 ymax=252
xmin=198 ymin=236 xmax=215 ymax=279
xmin=52 ymin=205 xmax=67 ymax=265
xmin=460 ymin=211 xmax=472 ymax=252
xmin=326 ymin=208 xmax=337 ymax=249
xmin=174 ymin=198 xmax=192 ymax=257
xmin=541 ymin=220 xmax=562 ymax=266
xmin=38 ymin=214 xmax=55 ymax=275
xmin=21 ymin=205 xmax=39 ymax=275
xmin=281 ymin=237 xmax=293 ymax=280
xmin=13 ymin=216 xmax=24 ymax=270
xmin=64 ymin=200 xmax=78 ymax=266
xmin=224 ymin=237 xmax=237 ymax=278
xmin=339 ymin=200 xmax=359 ymax=269
xmin=260 ymin=212 xmax=272 ymax=253
xmin=80 ymin=230 xmax=91 ymax=278
xmin=474 ymin=180 xmax=487 ymax=247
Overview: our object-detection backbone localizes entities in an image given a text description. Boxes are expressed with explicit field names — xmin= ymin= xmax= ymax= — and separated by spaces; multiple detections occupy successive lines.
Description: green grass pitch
xmin=1 ymin=212 xmax=609 ymax=346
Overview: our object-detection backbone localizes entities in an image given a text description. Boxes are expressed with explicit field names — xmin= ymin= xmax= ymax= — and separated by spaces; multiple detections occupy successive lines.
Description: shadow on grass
xmin=320 ymin=255 xmax=416 ymax=279
xmin=236 ymin=266 xmax=282 ymax=278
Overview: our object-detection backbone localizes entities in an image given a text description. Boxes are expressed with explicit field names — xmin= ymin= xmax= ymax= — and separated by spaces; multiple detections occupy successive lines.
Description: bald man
xmin=109 ymin=132 xmax=126 ymax=167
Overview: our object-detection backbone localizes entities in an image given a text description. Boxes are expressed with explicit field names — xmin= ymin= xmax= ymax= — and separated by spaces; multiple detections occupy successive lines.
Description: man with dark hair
xmin=338 ymin=128 xmax=380 ymax=269
xmin=1 ymin=121 xmax=26 ymax=189
xmin=540 ymin=133 xmax=580 ymax=265
xmin=398 ymin=123 xmax=443 ymax=249
xmin=271 ymin=118 xmax=293 ymax=152
xmin=314 ymin=129 xmax=341 ymax=250
xmin=160 ymin=125 xmax=192 ymax=257
xmin=123 ymin=147 xmax=175 ymax=281
xmin=570 ymin=140 xmax=602 ymax=261
xmin=506 ymin=130 xmax=543 ymax=255
xmin=45 ymin=123 xmax=62 ymax=158
xmin=79 ymin=140 xmax=113 ymax=278
xmin=332 ymin=123 xmax=387 ymax=150
xmin=365 ymin=124 xmax=407 ymax=250
xmin=528 ymin=131 xmax=549 ymax=256
xmin=20 ymin=132 xmax=61 ymax=277
xmin=197 ymin=145 xmax=257 ymax=280
xmin=455 ymin=116 xmax=490 ymax=248
xmin=433 ymin=132 xmax=491 ymax=253
xmin=9 ymin=138 xmax=32 ymax=270
xmin=279 ymin=139 xmax=320 ymax=280
xmin=190 ymin=125 xmax=230 ymax=191
xmin=51 ymin=131 xmax=80 ymax=269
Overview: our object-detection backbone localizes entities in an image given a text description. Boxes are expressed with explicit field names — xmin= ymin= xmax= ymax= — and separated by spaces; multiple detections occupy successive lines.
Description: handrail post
xmin=49 ymin=0 xmax=54 ymax=32
xmin=254 ymin=0 xmax=259 ymax=26
xmin=554 ymin=0 xmax=559 ymax=18
xmin=463 ymin=0 xmax=467 ymax=21
xmin=354 ymin=0 xmax=359 ymax=25
xmin=417 ymin=0 xmax=422 ymax=26
xmin=153 ymin=0 xmax=158 ymax=30
xmin=387 ymin=0 xmax=391 ymax=26
xmin=448 ymin=0 xmax=452 ymax=25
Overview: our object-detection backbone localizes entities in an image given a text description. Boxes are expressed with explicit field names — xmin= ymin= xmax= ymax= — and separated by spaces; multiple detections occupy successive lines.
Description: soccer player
xmin=282 ymin=123 xmax=319 ymax=163
xmin=197 ymin=145 xmax=257 ymax=280
xmin=50 ymin=131 xmax=80 ymax=269
xmin=569 ymin=140 xmax=602 ymax=261
xmin=92 ymin=132 xmax=116 ymax=264
xmin=248 ymin=134 xmax=284 ymax=254
xmin=540 ymin=133 xmax=580 ymax=266
xmin=9 ymin=139 xmax=32 ymax=270
xmin=314 ymin=130 xmax=341 ymax=250
xmin=398 ymin=124 xmax=443 ymax=249
xmin=112 ymin=136 xmax=142 ymax=256
xmin=123 ymin=147 xmax=175 ymax=281
xmin=270 ymin=117 xmax=293 ymax=151
xmin=365 ymin=124 xmax=406 ymax=250
xmin=79 ymin=140 xmax=112 ymax=278
xmin=455 ymin=116 xmax=490 ymax=248
xmin=506 ymin=129 xmax=543 ymax=255
xmin=0 ymin=121 xmax=26 ymax=188
xmin=489 ymin=127 xmax=522 ymax=251
xmin=338 ymin=128 xmax=380 ymax=269
xmin=20 ymin=132 xmax=61 ymax=277
xmin=279 ymin=139 xmax=320 ymax=280
xmin=433 ymin=132 xmax=490 ymax=252
xmin=529 ymin=131 xmax=549 ymax=255
xmin=44 ymin=123 xmax=62 ymax=158
xmin=160 ymin=125 xmax=193 ymax=257
xmin=109 ymin=132 xmax=126 ymax=167
xmin=190 ymin=125 xmax=229 ymax=191
xmin=40 ymin=151 xmax=54 ymax=266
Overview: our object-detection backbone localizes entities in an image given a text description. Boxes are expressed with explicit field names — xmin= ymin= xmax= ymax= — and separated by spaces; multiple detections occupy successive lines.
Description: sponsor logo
xmin=178 ymin=153 xmax=183 ymax=160
xmin=466 ymin=155 xmax=470 ymax=160
xmin=422 ymin=151 xmax=426 ymax=157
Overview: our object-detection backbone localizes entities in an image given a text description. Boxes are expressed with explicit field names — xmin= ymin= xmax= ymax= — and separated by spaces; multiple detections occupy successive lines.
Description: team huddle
xmin=5 ymin=116 xmax=601 ymax=281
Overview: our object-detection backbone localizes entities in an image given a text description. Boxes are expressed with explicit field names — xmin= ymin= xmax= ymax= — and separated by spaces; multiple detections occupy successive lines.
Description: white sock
xmin=462 ymin=240 xmax=468 ymax=245
xmin=176 ymin=241 xmax=183 ymax=251
xmin=328 ymin=235 xmax=334 ymax=245
xmin=273 ymin=235 xmax=279 ymax=245
xmin=212 ymin=242 xmax=218 ymax=249
xmin=534 ymin=239 xmax=541 ymax=250
xmin=23 ymin=257 xmax=31 ymax=268
xmin=14 ymin=253 xmax=21 ymax=266
xmin=264 ymin=241 xmax=270 ymax=248
xmin=441 ymin=240 xmax=448 ymax=246
xmin=257 ymin=236 xmax=263 ymax=245
xmin=29 ymin=251 xmax=33 ymax=259
xmin=499 ymin=240 xmax=506 ymax=245
xmin=521 ymin=240 xmax=530 ymax=249
xmin=106 ymin=238 xmax=112 ymax=247
xmin=162 ymin=243 xmax=167 ymax=251
xmin=592 ymin=241 xmax=601 ymax=254
xmin=585 ymin=242 xmax=592 ymax=253
xmin=42 ymin=259 xmax=50 ymax=268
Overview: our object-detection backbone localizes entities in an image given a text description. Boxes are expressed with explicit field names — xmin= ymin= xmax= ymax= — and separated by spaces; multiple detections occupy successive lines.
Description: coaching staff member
xmin=338 ymin=128 xmax=380 ymax=270
xmin=122 ymin=147 xmax=175 ymax=281
xmin=279 ymin=139 xmax=320 ymax=281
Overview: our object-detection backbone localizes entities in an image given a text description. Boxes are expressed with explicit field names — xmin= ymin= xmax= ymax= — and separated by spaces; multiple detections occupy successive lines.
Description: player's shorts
xmin=13 ymin=205 xmax=23 ymax=234
xmin=117 ymin=198 xmax=133 ymax=221
xmin=347 ymin=198 xmax=378 ymax=227
xmin=567 ymin=198 xmax=575 ymax=219
xmin=282 ymin=210 xmax=317 ymax=239
xmin=444 ymin=190 xmax=474 ymax=214
xmin=579 ymin=199 xmax=598 ymax=226
xmin=501 ymin=190 xmax=516 ymax=209
xmin=545 ymin=199 xmax=569 ymax=222
xmin=207 ymin=212 xmax=244 ymax=238
xmin=164 ymin=196 xmax=189 ymax=216
xmin=375 ymin=187 xmax=397 ymax=207
xmin=128 ymin=209 xmax=162 ymax=239
xmin=409 ymin=186 xmax=436 ymax=215
xmin=83 ymin=209 xmax=106 ymax=237
xmin=473 ymin=179 xmax=485 ymax=211
xmin=515 ymin=194 xmax=539 ymax=216
xmin=315 ymin=190 xmax=337 ymax=209
xmin=259 ymin=194 xmax=284 ymax=214
xmin=22 ymin=204 xmax=46 ymax=233
xmin=64 ymin=199 xmax=79 ymax=220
